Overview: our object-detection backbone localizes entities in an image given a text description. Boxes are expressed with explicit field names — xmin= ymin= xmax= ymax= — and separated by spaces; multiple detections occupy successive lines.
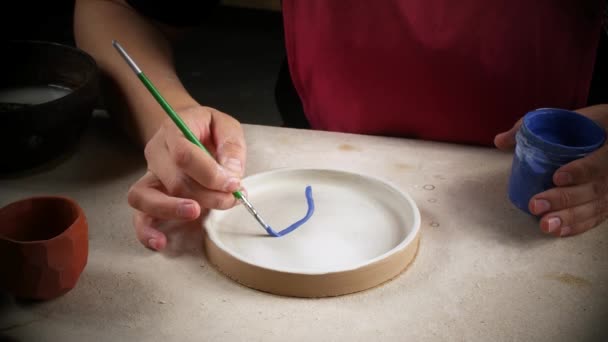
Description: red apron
xmin=282 ymin=0 xmax=604 ymax=145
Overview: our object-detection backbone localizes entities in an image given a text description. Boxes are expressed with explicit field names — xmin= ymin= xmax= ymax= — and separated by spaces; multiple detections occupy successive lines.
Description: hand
xmin=127 ymin=105 xmax=246 ymax=250
xmin=495 ymin=105 xmax=608 ymax=237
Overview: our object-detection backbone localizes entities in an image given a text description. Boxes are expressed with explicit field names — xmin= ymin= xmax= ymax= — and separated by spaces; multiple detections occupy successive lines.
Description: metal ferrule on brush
xmin=239 ymin=196 xmax=270 ymax=230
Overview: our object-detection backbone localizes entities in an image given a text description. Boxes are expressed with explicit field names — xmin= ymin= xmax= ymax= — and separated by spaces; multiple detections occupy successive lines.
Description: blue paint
xmin=265 ymin=185 xmax=315 ymax=237
xmin=508 ymin=108 xmax=605 ymax=214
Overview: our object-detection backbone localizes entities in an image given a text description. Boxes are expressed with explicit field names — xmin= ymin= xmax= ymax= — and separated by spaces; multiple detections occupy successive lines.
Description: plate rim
xmin=204 ymin=167 xmax=421 ymax=275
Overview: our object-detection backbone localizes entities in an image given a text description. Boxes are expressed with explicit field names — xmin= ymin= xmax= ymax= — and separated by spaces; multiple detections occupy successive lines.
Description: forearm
xmin=74 ymin=0 xmax=198 ymax=144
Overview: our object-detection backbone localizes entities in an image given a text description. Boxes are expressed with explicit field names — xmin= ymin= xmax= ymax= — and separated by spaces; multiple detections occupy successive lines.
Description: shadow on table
xmin=0 ymin=265 xmax=159 ymax=334
xmin=0 ymin=291 xmax=46 ymax=336
xmin=72 ymin=112 xmax=143 ymax=183
xmin=0 ymin=294 xmax=46 ymax=340
xmin=447 ymin=165 xmax=548 ymax=246
xmin=0 ymin=334 xmax=20 ymax=342
xmin=0 ymin=111 xmax=143 ymax=185
xmin=158 ymin=217 xmax=205 ymax=259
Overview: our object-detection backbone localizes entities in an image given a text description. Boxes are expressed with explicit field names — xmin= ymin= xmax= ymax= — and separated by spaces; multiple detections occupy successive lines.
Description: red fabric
xmin=282 ymin=1 xmax=604 ymax=146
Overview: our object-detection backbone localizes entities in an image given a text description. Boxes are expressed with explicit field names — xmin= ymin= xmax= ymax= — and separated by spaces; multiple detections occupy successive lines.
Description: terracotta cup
xmin=0 ymin=196 xmax=88 ymax=300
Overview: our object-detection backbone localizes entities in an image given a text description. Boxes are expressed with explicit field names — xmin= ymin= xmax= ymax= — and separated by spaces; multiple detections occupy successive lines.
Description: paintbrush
xmin=111 ymin=40 xmax=279 ymax=236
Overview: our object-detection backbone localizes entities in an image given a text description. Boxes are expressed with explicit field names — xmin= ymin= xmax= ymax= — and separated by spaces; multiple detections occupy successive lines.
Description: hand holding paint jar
xmin=508 ymin=108 xmax=606 ymax=236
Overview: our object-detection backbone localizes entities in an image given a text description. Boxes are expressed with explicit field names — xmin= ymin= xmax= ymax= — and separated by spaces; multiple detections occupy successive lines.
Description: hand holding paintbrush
xmin=111 ymin=45 xmax=251 ymax=249
xmin=113 ymin=41 xmax=314 ymax=240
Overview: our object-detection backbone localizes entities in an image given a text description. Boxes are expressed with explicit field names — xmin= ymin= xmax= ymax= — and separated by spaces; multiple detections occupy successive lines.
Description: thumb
xmin=494 ymin=118 xmax=522 ymax=151
xmin=210 ymin=109 xmax=247 ymax=178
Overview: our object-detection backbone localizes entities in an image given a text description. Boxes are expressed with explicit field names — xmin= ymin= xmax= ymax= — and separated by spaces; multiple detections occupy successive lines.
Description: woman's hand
xmin=127 ymin=105 xmax=246 ymax=250
xmin=495 ymin=105 xmax=608 ymax=237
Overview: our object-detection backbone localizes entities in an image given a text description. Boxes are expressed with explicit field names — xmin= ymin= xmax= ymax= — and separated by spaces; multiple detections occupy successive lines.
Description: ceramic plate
xmin=203 ymin=169 xmax=421 ymax=297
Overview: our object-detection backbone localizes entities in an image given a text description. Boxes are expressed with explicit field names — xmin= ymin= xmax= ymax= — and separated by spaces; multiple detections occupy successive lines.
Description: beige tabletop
xmin=1 ymin=114 xmax=607 ymax=341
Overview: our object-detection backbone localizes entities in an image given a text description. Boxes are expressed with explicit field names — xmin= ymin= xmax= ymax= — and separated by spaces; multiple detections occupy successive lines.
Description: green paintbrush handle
xmin=137 ymin=72 xmax=244 ymax=200
xmin=113 ymin=40 xmax=272 ymax=233
xmin=137 ymin=73 xmax=205 ymax=150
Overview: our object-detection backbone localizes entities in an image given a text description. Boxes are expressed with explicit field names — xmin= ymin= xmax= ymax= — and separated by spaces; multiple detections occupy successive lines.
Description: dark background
xmin=2 ymin=1 xmax=607 ymax=126
xmin=1 ymin=1 xmax=286 ymax=126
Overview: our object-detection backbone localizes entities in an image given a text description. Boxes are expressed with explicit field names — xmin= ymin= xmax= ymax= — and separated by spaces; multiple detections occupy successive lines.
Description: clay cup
xmin=0 ymin=196 xmax=88 ymax=300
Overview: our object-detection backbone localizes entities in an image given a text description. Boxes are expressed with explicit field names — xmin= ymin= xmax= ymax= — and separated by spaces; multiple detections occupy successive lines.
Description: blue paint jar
xmin=508 ymin=108 xmax=606 ymax=214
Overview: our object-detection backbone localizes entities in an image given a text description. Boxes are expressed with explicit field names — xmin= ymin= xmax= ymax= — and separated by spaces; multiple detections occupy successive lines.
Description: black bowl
xmin=0 ymin=40 xmax=99 ymax=174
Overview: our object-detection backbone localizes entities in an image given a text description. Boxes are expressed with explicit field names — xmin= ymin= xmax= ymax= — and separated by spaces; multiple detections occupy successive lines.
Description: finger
xmin=209 ymin=109 xmax=247 ymax=177
xmin=165 ymin=174 xmax=240 ymax=210
xmin=553 ymin=144 xmax=608 ymax=186
xmin=133 ymin=211 xmax=168 ymax=251
xmin=144 ymin=129 xmax=191 ymax=192
xmin=529 ymin=180 xmax=608 ymax=215
xmin=544 ymin=215 xmax=607 ymax=238
xmin=145 ymin=146 xmax=240 ymax=210
xmin=566 ymin=214 xmax=608 ymax=237
xmin=164 ymin=125 xmax=241 ymax=193
xmin=494 ymin=118 xmax=522 ymax=151
xmin=574 ymin=105 xmax=608 ymax=127
xmin=539 ymin=196 xmax=608 ymax=235
xmin=145 ymin=137 xmax=198 ymax=196
xmin=195 ymin=188 xmax=241 ymax=210
xmin=128 ymin=172 xmax=201 ymax=220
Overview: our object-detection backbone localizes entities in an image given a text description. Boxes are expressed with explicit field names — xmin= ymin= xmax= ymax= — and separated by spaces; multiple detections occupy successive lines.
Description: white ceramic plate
xmin=203 ymin=168 xmax=421 ymax=297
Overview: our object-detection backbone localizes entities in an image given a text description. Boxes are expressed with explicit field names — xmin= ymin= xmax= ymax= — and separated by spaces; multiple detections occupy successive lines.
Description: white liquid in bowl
xmin=0 ymin=84 xmax=72 ymax=106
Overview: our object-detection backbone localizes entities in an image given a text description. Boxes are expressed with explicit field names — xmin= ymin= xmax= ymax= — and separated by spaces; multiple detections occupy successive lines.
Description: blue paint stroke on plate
xmin=265 ymin=185 xmax=315 ymax=237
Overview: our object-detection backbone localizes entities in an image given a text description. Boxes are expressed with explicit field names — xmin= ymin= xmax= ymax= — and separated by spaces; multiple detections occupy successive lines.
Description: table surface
xmin=1 ymin=114 xmax=607 ymax=342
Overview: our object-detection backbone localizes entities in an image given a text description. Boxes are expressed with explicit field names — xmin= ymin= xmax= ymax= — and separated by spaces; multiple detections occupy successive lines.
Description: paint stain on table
xmin=338 ymin=144 xmax=360 ymax=152
xmin=278 ymin=135 xmax=293 ymax=145
xmin=393 ymin=162 xmax=413 ymax=171
xmin=544 ymin=273 xmax=591 ymax=288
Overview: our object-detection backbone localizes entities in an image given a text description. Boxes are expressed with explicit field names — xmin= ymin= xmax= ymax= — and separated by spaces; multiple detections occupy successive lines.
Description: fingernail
xmin=547 ymin=217 xmax=562 ymax=233
xmin=148 ymin=238 xmax=159 ymax=250
xmin=560 ymin=226 xmax=572 ymax=237
xmin=177 ymin=201 xmax=196 ymax=218
xmin=555 ymin=172 xmax=572 ymax=186
xmin=222 ymin=158 xmax=242 ymax=175
xmin=533 ymin=199 xmax=551 ymax=214
xmin=223 ymin=177 xmax=240 ymax=192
